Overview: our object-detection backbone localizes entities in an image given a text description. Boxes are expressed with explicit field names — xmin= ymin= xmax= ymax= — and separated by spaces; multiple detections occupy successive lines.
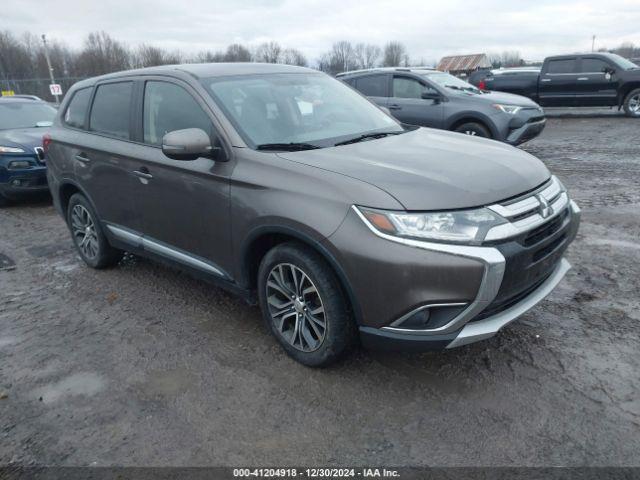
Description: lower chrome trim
xmin=106 ymin=224 xmax=226 ymax=278
xmin=386 ymin=302 xmax=468 ymax=330
xmin=353 ymin=206 xmax=506 ymax=335
xmin=446 ymin=258 xmax=571 ymax=349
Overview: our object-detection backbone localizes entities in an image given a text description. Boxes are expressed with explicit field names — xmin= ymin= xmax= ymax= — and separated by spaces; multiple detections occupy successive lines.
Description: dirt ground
xmin=1 ymin=113 xmax=639 ymax=467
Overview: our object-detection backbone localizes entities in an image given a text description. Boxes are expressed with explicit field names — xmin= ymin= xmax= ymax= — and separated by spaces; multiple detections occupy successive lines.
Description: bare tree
xmin=255 ymin=41 xmax=282 ymax=63
xmin=224 ymin=44 xmax=252 ymax=62
xmin=281 ymin=48 xmax=308 ymax=67
xmin=489 ymin=51 xmax=523 ymax=68
xmin=318 ymin=41 xmax=358 ymax=75
xmin=354 ymin=43 xmax=381 ymax=69
xmin=74 ymin=31 xmax=130 ymax=76
xmin=382 ymin=41 xmax=407 ymax=67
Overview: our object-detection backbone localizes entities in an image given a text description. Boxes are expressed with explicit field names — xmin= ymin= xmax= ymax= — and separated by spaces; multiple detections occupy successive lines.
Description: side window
xmin=546 ymin=59 xmax=576 ymax=74
xmin=392 ymin=77 xmax=435 ymax=99
xmin=143 ymin=81 xmax=213 ymax=146
xmin=89 ymin=82 xmax=132 ymax=139
xmin=355 ymin=75 xmax=387 ymax=97
xmin=63 ymin=87 xmax=92 ymax=129
xmin=581 ymin=58 xmax=611 ymax=73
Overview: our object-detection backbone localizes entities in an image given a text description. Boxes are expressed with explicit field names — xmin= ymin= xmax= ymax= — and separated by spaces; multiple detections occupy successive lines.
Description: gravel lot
xmin=1 ymin=113 xmax=639 ymax=467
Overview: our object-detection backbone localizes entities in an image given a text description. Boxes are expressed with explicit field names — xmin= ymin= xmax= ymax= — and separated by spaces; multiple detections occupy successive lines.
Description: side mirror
xmin=162 ymin=128 xmax=220 ymax=161
xmin=421 ymin=91 xmax=441 ymax=101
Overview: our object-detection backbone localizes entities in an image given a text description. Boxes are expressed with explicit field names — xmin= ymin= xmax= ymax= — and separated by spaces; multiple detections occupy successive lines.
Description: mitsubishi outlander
xmin=45 ymin=63 xmax=580 ymax=366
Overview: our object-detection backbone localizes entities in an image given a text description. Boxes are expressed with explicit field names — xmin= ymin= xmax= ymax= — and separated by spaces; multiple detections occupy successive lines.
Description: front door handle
xmin=577 ymin=77 xmax=589 ymax=81
xmin=388 ymin=104 xmax=402 ymax=110
xmin=75 ymin=154 xmax=90 ymax=163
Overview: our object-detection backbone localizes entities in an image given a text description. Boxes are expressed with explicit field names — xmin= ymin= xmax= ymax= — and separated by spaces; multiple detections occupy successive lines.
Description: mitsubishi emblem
xmin=536 ymin=194 xmax=553 ymax=219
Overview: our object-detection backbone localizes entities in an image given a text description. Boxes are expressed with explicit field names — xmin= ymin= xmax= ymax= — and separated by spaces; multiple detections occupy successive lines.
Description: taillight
xmin=42 ymin=133 xmax=52 ymax=153
xmin=478 ymin=80 xmax=486 ymax=90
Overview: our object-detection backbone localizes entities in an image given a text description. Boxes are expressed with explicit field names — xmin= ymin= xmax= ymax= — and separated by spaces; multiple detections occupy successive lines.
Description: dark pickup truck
xmin=470 ymin=53 xmax=640 ymax=117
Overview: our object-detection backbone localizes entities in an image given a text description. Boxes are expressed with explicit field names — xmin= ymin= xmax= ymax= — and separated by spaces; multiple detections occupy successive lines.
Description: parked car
xmin=0 ymin=97 xmax=56 ymax=205
xmin=46 ymin=63 xmax=580 ymax=366
xmin=338 ymin=67 xmax=546 ymax=145
xmin=469 ymin=53 xmax=640 ymax=116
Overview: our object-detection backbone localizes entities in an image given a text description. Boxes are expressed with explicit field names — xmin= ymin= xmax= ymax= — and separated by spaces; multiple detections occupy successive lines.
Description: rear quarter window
xmin=89 ymin=82 xmax=133 ymax=140
xmin=63 ymin=87 xmax=92 ymax=129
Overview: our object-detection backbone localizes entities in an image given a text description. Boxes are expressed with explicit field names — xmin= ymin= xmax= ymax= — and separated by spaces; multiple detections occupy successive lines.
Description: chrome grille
xmin=485 ymin=176 xmax=571 ymax=242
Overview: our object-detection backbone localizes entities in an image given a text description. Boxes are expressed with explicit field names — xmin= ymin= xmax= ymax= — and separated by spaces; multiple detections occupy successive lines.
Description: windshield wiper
xmin=256 ymin=142 xmax=321 ymax=151
xmin=334 ymin=131 xmax=402 ymax=146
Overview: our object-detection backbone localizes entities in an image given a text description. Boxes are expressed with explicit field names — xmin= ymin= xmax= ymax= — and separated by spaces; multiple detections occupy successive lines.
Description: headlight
xmin=493 ymin=104 xmax=522 ymax=114
xmin=0 ymin=146 xmax=26 ymax=153
xmin=357 ymin=206 xmax=507 ymax=244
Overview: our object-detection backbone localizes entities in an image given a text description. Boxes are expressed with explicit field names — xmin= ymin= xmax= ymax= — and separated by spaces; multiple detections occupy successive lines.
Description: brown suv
xmin=46 ymin=63 xmax=580 ymax=366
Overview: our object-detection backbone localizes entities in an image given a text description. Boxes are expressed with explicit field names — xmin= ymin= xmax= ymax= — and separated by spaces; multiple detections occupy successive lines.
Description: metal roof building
xmin=437 ymin=54 xmax=491 ymax=76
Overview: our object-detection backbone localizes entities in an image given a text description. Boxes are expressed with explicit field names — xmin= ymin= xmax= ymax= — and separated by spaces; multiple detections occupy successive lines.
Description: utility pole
xmin=41 ymin=34 xmax=59 ymax=105
xmin=592 ymin=35 xmax=596 ymax=52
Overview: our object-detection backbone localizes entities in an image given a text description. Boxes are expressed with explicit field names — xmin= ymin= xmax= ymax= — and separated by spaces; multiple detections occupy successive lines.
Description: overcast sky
xmin=4 ymin=0 xmax=640 ymax=64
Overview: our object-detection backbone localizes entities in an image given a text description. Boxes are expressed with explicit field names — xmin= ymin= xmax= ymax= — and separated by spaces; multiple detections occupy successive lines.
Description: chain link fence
xmin=0 ymin=76 xmax=87 ymax=103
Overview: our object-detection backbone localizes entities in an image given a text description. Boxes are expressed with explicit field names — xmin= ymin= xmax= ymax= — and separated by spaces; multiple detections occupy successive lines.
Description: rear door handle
xmin=577 ymin=77 xmax=589 ymax=81
xmin=75 ymin=154 xmax=90 ymax=163
xmin=388 ymin=104 xmax=401 ymax=110
xmin=541 ymin=78 xmax=551 ymax=82
xmin=133 ymin=170 xmax=153 ymax=180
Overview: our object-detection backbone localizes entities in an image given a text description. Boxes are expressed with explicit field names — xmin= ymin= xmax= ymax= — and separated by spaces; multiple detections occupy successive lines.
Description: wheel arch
xmin=620 ymin=82 xmax=640 ymax=107
xmin=56 ymin=179 xmax=99 ymax=220
xmin=446 ymin=113 xmax=497 ymax=138
xmin=240 ymin=225 xmax=363 ymax=325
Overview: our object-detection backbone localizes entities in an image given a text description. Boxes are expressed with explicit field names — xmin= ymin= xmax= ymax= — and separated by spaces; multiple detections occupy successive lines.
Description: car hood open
xmin=277 ymin=128 xmax=550 ymax=210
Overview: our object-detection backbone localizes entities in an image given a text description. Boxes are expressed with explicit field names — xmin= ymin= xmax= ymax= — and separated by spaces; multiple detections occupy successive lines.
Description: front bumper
xmin=344 ymin=195 xmax=580 ymax=352
xmin=0 ymin=161 xmax=48 ymax=199
xmin=506 ymin=118 xmax=546 ymax=145
xmin=360 ymin=257 xmax=571 ymax=351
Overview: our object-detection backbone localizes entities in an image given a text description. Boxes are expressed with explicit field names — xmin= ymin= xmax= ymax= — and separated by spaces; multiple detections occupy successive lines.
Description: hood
xmin=460 ymin=90 xmax=540 ymax=108
xmin=277 ymin=128 xmax=550 ymax=211
xmin=0 ymin=127 xmax=48 ymax=152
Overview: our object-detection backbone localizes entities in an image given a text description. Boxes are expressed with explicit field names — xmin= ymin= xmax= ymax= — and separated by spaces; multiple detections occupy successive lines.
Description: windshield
xmin=607 ymin=53 xmax=639 ymax=70
xmin=421 ymin=72 xmax=481 ymax=93
xmin=0 ymin=102 xmax=56 ymax=130
xmin=203 ymin=73 xmax=401 ymax=148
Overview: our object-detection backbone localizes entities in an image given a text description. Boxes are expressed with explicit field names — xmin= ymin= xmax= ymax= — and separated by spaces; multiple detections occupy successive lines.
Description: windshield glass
xmin=0 ymin=102 xmax=56 ymax=130
xmin=203 ymin=73 xmax=401 ymax=148
xmin=421 ymin=72 xmax=481 ymax=93
xmin=608 ymin=53 xmax=639 ymax=70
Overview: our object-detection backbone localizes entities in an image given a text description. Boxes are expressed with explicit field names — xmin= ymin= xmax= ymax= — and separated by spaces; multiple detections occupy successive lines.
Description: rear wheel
xmin=454 ymin=122 xmax=491 ymax=138
xmin=67 ymin=193 xmax=123 ymax=269
xmin=623 ymin=88 xmax=640 ymax=117
xmin=0 ymin=193 xmax=9 ymax=207
xmin=258 ymin=242 xmax=356 ymax=367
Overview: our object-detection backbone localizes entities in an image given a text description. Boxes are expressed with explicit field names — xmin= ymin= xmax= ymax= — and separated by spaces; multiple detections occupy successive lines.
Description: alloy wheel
xmin=265 ymin=263 xmax=326 ymax=352
xmin=630 ymin=94 xmax=640 ymax=114
xmin=70 ymin=204 xmax=99 ymax=259
xmin=464 ymin=130 xmax=478 ymax=136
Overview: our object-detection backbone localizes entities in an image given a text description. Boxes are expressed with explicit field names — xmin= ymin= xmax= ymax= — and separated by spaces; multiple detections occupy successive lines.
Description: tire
xmin=257 ymin=242 xmax=356 ymax=367
xmin=453 ymin=122 xmax=491 ymax=138
xmin=0 ymin=193 xmax=9 ymax=207
xmin=66 ymin=193 xmax=123 ymax=269
xmin=623 ymin=88 xmax=640 ymax=117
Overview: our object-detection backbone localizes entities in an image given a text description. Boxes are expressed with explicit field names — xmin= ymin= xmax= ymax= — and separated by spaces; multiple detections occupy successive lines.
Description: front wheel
xmin=453 ymin=122 xmax=491 ymax=138
xmin=257 ymin=242 xmax=356 ymax=367
xmin=67 ymin=193 xmax=123 ymax=269
xmin=623 ymin=88 xmax=640 ymax=117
